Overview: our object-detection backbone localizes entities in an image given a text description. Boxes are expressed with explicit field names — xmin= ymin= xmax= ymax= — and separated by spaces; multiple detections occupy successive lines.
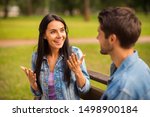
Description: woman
xmin=21 ymin=14 xmax=90 ymax=99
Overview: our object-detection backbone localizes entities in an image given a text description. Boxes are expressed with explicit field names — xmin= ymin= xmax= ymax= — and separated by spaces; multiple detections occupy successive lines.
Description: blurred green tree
xmin=2 ymin=0 xmax=10 ymax=18
xmin=127 ymin=0 xmax=150 ymax=14
xmin=0 ymin=0 xmax=149 ymax=18
xmin=83 ymin=0 xmax=90 ymax=21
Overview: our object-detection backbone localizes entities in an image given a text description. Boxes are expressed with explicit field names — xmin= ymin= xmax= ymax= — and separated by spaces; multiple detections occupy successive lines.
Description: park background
xmin=0 ymin=0 xmax=150 ymax=99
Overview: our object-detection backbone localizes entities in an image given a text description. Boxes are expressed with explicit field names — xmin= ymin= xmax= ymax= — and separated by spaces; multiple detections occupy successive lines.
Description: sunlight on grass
xmin=138 ymin=13 xmax=150 ymax=36
xmin=0 ymin=14 xmax=149 ymax=40
xmin=0 ymin=45 xmax=34 ymax=99
xmin=0 ymin=17 xmax=39 ymax=39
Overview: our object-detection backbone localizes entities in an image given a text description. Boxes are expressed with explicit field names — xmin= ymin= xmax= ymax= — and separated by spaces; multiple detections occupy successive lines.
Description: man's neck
xmin=110 ymin=48 xmax=134 ymax=68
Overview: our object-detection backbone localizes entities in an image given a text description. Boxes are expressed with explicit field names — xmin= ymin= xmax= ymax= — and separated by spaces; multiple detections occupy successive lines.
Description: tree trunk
xmin=27 ymin=0 xmax=33 ymax=15
xmin=142 ymin=0 xmax=150 ymax=14
xmin=83 ymin=0 xmax=90 ymax=21
xmin=43 ymin=0 xmax=49 ymax=15
xmin=3 ymin=0 xmax=9 ymax=18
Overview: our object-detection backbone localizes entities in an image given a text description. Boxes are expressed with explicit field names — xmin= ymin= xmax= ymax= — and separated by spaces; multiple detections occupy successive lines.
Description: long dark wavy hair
xmin=35 ymin=14 xmax=72 ymax=93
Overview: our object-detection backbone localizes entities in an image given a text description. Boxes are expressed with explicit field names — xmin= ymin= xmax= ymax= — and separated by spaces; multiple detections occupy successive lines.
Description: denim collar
xmin=42 ymin=54 xmax=64 ymax=60
xmin=110 ymin=50 xmax=139 ymax=82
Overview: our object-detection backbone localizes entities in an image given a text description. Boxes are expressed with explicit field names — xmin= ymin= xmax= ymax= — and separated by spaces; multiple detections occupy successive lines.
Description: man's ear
xmin=109 ymin=34 xmax=117 ymax=44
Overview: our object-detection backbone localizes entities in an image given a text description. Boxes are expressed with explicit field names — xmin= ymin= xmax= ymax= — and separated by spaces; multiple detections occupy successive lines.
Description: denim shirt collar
xmin=110 ymin=51 xmax=139 ymax=82
xmin=42 ymin=54 xmax=64 ymax=67
xmin=43 ymin=54 xmax=64 ymax=60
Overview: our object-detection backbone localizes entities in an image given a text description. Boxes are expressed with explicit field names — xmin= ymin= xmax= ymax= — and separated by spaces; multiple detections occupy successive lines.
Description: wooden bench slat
xmin=88 ymin=70 xmax=109 ymax=85
xmin=80 ymin=86 xmax=104 ymax=100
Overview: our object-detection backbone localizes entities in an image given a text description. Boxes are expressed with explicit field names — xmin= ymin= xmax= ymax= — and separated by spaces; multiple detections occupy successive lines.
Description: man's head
xmin=97 ymin=7 xmax=141 ymax=54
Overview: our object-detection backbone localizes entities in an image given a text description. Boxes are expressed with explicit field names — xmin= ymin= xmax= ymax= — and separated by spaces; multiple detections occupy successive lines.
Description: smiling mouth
xmin=54 ymin=40 xmax=63 ymax=45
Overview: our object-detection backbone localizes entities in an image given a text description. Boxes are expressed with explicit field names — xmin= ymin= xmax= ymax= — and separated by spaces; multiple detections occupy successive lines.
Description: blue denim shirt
xmin=31 ymin=46 xmax=90 ymax=100
xmin=101 ymin=51 xmax=150 ymax=100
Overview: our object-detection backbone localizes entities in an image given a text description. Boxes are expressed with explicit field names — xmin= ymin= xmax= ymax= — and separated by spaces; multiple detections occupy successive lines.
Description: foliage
xmin=127 ymin=0 xmax=150 ymax=14
xmin=0 ymin=0 xmax=149 ymax=16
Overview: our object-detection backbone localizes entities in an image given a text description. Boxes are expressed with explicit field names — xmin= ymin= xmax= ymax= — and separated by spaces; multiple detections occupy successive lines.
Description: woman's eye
xmin=60 ymin=28 xmax=65 ymax=32
xmin=50 ymin=31 xmax=55 ymax=34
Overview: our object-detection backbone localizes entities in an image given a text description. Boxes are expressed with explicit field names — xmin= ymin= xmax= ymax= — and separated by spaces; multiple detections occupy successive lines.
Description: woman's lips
xmin=54 ymin=40 xmax=63 ymax=45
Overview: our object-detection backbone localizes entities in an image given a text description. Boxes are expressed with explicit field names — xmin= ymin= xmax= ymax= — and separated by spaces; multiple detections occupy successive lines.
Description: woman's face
xmin=44 ymin=20 xmax=66 ymax=50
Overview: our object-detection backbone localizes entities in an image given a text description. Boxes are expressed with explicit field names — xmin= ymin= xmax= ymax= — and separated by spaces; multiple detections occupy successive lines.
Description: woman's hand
xmin=67 ymin=53 xmax=86 ymax=88
xmin=67 ymin=53 xmax=85 ymax=74
xmin=20 ymin=66 xmax=38 ymax=91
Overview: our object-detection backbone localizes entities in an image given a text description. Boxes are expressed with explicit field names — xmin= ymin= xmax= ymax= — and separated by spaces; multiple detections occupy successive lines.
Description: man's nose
xmin=96 ymin=35 xmax=99 ymax=40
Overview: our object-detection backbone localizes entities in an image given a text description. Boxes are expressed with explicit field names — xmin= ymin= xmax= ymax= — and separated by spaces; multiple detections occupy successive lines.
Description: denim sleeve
xmin=72 ymin=46 xmax=91 ymax=93
xmin=30 ymin=52 xmax=42 ymax=97
xmin=30 ymin=87 xmax=42 ymax=97
xmin=31 ymin=52 xmax=37 ymax=71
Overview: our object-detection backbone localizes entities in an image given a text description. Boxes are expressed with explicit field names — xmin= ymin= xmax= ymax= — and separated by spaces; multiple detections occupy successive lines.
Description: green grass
xmin=64 ymin=15 xmax=98 ymax=38
xmin=0 ymin=43 xmax=150 ymax=99
xmin=0 ymin=45 xmax=34 ymax=99
xmin=138 ymin=13 xmax=150 ymax=36
xmin=0 ymin=13 xmax=149 ymax=40
xmin=0 ymin=16 xmax=40 ymax=40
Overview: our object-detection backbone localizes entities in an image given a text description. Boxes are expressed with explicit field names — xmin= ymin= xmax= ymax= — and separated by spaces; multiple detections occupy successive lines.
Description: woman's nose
xmin=56 ymin=31 xmax=61 ymax=38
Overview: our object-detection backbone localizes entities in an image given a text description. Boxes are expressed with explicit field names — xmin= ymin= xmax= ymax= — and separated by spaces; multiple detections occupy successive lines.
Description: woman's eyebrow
xmin=49 ymin=26 xmax=65 ymax=30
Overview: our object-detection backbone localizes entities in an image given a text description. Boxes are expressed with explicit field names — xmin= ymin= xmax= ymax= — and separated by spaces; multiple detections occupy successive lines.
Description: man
xmin=97 ymin=7 xmax=150 ymax=99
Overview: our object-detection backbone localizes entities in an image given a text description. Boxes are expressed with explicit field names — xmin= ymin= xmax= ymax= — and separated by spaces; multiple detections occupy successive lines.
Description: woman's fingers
xmin=69 ymin=55 xmax=74 ymax=66
xmin=21 ymin=66 xmax=36 ymax=83
xmin=28 ymin=69 xmax=36 ymax=83
xmin=67 ymin=53 xmax=86 ymax=73
xmin=68 ymin=53 xmax=85 ymax=66
xmin=20 ymin=66 xmax=38 ymax=90
xmin=71 ymin=53 xmax=77 ymax=64
xmin=20 ymin=66 xmax=26 ymax=71
xmin=20 ymin=66 xmax=28 ymax=76
xmin=24 ymin=68 xmax=29 ymax=76
xmin=67 ymin=60 xmax=72 ymax=68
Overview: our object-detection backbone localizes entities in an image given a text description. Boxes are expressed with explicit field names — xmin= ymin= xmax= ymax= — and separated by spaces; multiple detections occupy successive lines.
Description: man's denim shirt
xmin=31 ymin=46 xmax=90 ymax=100
xmin=101 ymin=51 xmax=150 ymax=100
